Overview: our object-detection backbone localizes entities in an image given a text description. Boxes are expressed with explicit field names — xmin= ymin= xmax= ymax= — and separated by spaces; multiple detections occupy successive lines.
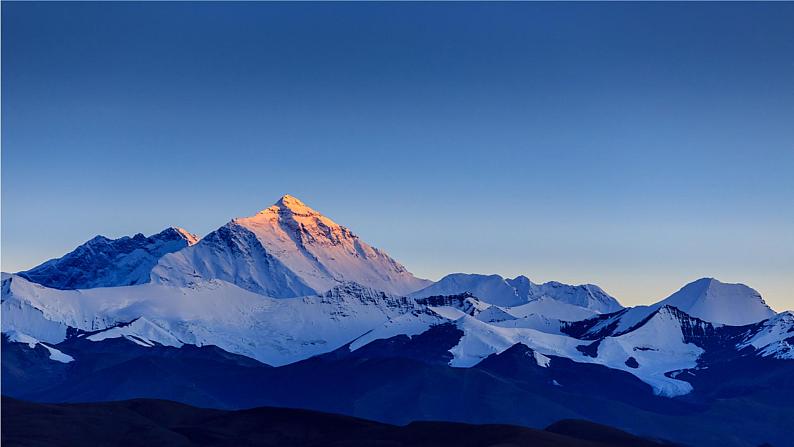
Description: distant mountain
xmin=736 ymin=311 xmax=794 ymax=360
xmin=565 ymin=278 xmax=779 ymax=341
xmin=411 ymin=273 xmax=623 ymax=312
xmin=587 ymin=306 xmax=708 ymax=397
xmin=411 ymin=274 xmax=523 ymax=306
xmin=1 ymin=397 xmax=679 ymax=447
xmin=655 ymin=277 xmax=775 ymax=326
xmin=4 ymin=270 xmax=790 ymax=398
xmin=151 ymin=195 xmax=431 ymax=296
xmin=17 ymin=227 xmax=197 ymax=289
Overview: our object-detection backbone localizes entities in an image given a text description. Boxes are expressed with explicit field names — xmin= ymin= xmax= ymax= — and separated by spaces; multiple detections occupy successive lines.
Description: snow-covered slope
xmin=737 ymin=311 xmax=794 ymax=359
xmin=1 ymin=275 xmax=442 ymax=366
xmin=414 ymin=293 xmax=495 ymax=321
xmin=150 ymin=222 xmax=317 ymax=298
xmin=411 ymin=273 xmax=622 ymax=313
xmin=410 ymin=274 xmax=523 ymax=306
xmin=566 ymin=306 xmax=660 ymax=340
xmin=152 ymin=195 xmax=431 ymax=297
xmin=83 ymin=317 xmax=185 ymax=348
xmin=3 ymin=330 xmax=75 ymax=363
xmin=528 ymin=280 xmax=622 ymax=314
xmin=654 ymin=278 xmax=775 ymax=326
xmin=3 ymin=272 xmax=791 ymax=398
xmin=4 ymin=193 xmax=793 ymax=411
xmin=505 ymin=297 xmax=600 ymax=322
xmin=449 ymin=316 xmax=583 ymax=368
xmin=447 ymin=305 xmax=703 ymax=397
xmin=416 ymin=293 xmax=580 ymax=334
xmin=594 ymin=306 xmax=705 ymax=397
xmin=569 ymin=278 xmax=779 ymax=340
xmin=18 ymin=227 xmax=198 ymax=290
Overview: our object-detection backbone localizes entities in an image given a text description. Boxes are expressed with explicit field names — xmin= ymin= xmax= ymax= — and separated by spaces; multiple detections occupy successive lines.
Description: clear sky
xmin=2 ymin=2 xmax=793 ymax=310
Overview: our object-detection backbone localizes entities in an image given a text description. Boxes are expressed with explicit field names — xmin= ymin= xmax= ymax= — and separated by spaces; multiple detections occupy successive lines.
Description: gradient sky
xmin=3 ymin=2 xmax=793 ymax=310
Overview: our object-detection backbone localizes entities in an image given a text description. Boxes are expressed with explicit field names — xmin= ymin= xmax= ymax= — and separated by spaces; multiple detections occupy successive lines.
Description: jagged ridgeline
xmin=3 ymin=195 xmax=792 ymax=447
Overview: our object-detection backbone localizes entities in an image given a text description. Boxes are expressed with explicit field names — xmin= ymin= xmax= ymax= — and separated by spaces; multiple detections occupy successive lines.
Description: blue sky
xmin=3 ymin=2 xmax=793 ymax=309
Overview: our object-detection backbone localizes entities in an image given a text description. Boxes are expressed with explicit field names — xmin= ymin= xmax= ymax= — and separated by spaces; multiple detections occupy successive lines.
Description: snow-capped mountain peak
xmin=738 ymin=311 xmax=794 ymax=360
xmin=655 ymin=278 xmax=775 ymax=326
xmin=249 ymin=194 xmax=326 ymax=222
xmin=565 ymin=279 xmax=778 ymax=340
xmin=594 ymin=305 xmax=705 ymax=397
xmin=273 ymin=194 xmax=316 ymax=214
xmin=153 ymin=195 xmax=432 ymax=297
xmin=410 ymin=274 xmax=521 ymax=306
xmin=410 ymin=273 xmax=622 ymax=313
xmin=236 ymin=194 xmax=358 ymax=250
xmin=17 ymin=227 xmax=198 ymax=290
xmin=527 ymin=281 xmax=622 ymax=314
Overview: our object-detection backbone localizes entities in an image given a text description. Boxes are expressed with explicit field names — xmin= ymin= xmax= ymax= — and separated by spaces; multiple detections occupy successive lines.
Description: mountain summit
xmin=151 ymin=195 xmax=432 ymax=297
xmin=410 ymin=273 xmax=623 ymax=312
xmin=18 ymin=227 xmax=198 ymax=290
xmin=654 ymin=277 xmax=775 ymax=326
xmin=270 ymin=194 xmax=316 ymax=214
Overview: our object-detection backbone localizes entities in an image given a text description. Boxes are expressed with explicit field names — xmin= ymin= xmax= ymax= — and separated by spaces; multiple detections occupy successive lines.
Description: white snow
xmin=654 ymin=278 xmax=775 ymax=326
xmin=505 ymin=297 xmax=598 ymax=322
xmin=2 ymin=275 xmax=441 ymax=366
xmin=449 ymin=316 xmax=586 ymax=368
xmin=422 ymin=294 xmax=492 ymax=321
xmin=1 ymin=285 xmax=71 ymax=344
xmin=428 ymin=306 xmax=469 ymax=321
xmin=4 ymin=330 xmax=74 ymax=363
xmin=411 ymin=273 xmax=622 ymax=313
xmin=153 ymin=195 xmax=431 ymax=297
xmin=534 ymin=350 xmax=551 ymax=367
xmin=580 ymin=278 xmax=773 ymax=338
xmin=41 ymin=344 xmax=75 ymax=363
xmin=85 ymin=317 xmax=184 ymax=348
xmin=348 ymin=312 xmax=442 ymax=351
xmin=476 ymin=306 xmax=516 ymax=323
xmin=4 ymin=270 xmax=785 ymax=399
xmin=412 ymin=274 xmax=524 ymax=306
xmin=5 ymin=195 xmax=791 ymax=404
xmin=447 ymin=309 xmax=702 ymax=397
xmin=738 ymin=311 xmax=794 ymax=359
xmin=594 ymin=307 xmax=702 ymax=397
xmin=18 ymin=227 xmax=198 ymax=290
xmin=528 ymin=280 xmax=623 ymax=314
xmin=579 ymin=306 xmax=657 ymax=339
xmin=491 ymin=313 xmax=564 ymax=334
xmin=5 ymin=330 xmax=40 ymax=348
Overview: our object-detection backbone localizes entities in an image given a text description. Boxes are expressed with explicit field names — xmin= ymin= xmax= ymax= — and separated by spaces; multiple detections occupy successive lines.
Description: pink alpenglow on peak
xmin=270 ymin=194 xmax=315 ymax=214
xmin=151 ymin=195 xmax=432 ymax=297
xmin=172 ymin=227 xmax=200 ymax=246
xmin=239 ymin=194 xmax=354 ymax=245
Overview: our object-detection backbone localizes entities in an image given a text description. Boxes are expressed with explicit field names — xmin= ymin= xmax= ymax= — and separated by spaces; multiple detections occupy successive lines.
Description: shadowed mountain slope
xmin=0 ymin=397 xmax=678 ymax=447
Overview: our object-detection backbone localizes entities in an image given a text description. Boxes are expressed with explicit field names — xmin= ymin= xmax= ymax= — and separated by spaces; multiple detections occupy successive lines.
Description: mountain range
xmin=3 ymin=195 xmax=792 ymax=447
